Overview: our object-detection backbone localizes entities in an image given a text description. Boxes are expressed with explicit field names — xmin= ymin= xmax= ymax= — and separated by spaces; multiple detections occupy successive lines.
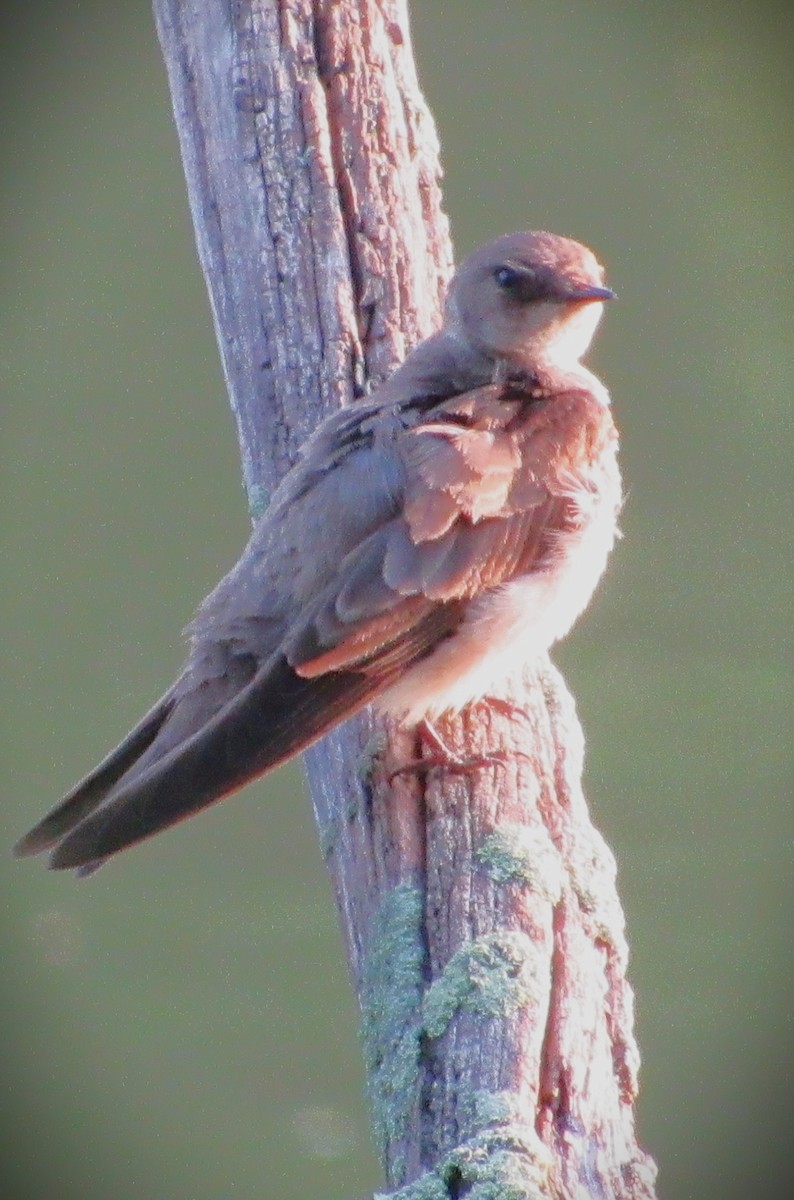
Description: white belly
xmin=377 ymin=493 xmax=619 ymax=723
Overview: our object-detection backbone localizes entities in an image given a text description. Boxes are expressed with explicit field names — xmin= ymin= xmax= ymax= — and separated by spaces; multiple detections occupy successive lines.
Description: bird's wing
xmin=13 ymin=686 xmax=181 ymax=858
xmin=285 ymin=383 xmax=597 ymax=678
xmin=18 ymin=383 xmax=609 ymax=871
xmin=43 ymin=610 xmax=459 ymax=871
xmin=13 ymin=398 xmax=411 ymax=866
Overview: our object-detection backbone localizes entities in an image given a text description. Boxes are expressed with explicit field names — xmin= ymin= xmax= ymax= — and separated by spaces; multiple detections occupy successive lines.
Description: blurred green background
xmin=2 ymin=2 xmax=792 ymax=1198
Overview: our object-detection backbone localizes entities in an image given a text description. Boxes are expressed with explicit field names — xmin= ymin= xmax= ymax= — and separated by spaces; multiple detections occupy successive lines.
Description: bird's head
xmin=445 ymin=230 xmax=615 ymax=374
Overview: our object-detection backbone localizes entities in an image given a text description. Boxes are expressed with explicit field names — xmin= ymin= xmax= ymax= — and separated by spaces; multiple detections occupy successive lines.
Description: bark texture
xmin=153 ymin=2 xmax=657 ymax=1197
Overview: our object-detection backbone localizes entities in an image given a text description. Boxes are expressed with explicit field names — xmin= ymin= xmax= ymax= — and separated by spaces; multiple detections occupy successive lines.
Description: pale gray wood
xmin=152 ymin=2 xmax=657 ymax=1196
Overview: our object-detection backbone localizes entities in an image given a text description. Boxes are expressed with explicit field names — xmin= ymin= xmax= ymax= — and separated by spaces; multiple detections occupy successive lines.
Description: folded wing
xmin=15 ymin=383 xmax=597 ymax=871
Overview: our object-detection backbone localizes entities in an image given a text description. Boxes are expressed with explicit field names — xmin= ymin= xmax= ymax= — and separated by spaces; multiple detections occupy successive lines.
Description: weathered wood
xmin=153 ymin=2 xmax=657 ymax=1196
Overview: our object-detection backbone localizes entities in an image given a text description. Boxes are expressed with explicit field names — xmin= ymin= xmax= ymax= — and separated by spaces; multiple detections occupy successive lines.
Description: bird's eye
xmin=494 ymin=264 xmax=540 ymax=301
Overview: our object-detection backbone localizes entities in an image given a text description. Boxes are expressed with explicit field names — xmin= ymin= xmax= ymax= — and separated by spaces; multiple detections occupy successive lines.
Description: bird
xmin=14 ymin=230 xmax=621 ymax=873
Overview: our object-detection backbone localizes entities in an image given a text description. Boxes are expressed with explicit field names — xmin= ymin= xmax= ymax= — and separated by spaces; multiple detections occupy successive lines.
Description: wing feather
xmin=16 ymin=379 xmax=614 ymax=871
xmin=48 ymin=603 xmax=463 ymax=870
xmin=13 ymin=688 xmax=178 ymax=857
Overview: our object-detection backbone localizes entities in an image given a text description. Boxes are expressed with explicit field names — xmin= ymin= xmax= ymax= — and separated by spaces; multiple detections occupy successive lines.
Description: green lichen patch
xmin=476 ymin=824 xmax=563 ymax=902
xmin=374 ymin=1174 xmax=449 ymax=1200
xmin=469 ymin=1089 xmax=523 ymax=1128
xmin=457 ymin=1092 xmax=549 ymax=1162
xmin=442 ymin=1138 xmax=552 ymax=1200
xmin=361 ymin=882 xmax=426 ymax=1173
xmin=247 ymin=482 xmax=270 ymax=520
xmin=422 ymin=932 xmax=542 ymax=1039
xmin=376 ymin=1132 xmax=552 ymax=1200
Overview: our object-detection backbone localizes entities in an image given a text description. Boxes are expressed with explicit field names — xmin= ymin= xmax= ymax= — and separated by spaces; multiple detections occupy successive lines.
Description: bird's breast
xmin=378 ymin=457 xmax=622 ymax=723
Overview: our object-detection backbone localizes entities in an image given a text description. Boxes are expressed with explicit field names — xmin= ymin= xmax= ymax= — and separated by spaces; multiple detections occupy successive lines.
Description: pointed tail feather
xmin=13 ymin=689 xmax=177 ymax=858
xmin=20 ymin=601 xmax=465 ymax=872
xmin=46 ymin=657 xmax=390 ymax=870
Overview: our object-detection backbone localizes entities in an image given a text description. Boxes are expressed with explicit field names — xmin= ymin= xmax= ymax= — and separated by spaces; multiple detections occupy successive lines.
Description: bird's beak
xmin=565 ymin=284 xmax=617 ymax=303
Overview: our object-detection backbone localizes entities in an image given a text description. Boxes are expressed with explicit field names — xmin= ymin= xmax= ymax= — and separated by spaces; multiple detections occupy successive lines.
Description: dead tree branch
xmin=153 ymin=2 xmax=657 ymax=1196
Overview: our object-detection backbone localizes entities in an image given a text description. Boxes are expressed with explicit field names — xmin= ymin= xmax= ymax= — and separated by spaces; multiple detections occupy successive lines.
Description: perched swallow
xmin=15 ymin=231 xmax=620 ymax=872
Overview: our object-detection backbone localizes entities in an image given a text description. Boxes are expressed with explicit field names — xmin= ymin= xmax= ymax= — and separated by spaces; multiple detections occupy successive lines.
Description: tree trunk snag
xmin=152 ymin=2 xmax=658 ymax=1197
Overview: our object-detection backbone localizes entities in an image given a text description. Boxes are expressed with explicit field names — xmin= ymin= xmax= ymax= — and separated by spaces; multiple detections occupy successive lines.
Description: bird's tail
xmin=13 ymin=688 xmax=178 ymax=861
xmin=13 ymin=658 xmax=385 ymax=873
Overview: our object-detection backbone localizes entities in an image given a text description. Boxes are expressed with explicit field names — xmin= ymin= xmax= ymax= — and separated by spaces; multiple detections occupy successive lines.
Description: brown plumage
xmin=14 ymin=231 xmax=621 ymax=872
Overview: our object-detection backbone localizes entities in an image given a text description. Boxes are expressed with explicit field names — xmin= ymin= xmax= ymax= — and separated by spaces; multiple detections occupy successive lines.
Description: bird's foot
xmin=388 ymin=718 xmax=505 ymax=782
